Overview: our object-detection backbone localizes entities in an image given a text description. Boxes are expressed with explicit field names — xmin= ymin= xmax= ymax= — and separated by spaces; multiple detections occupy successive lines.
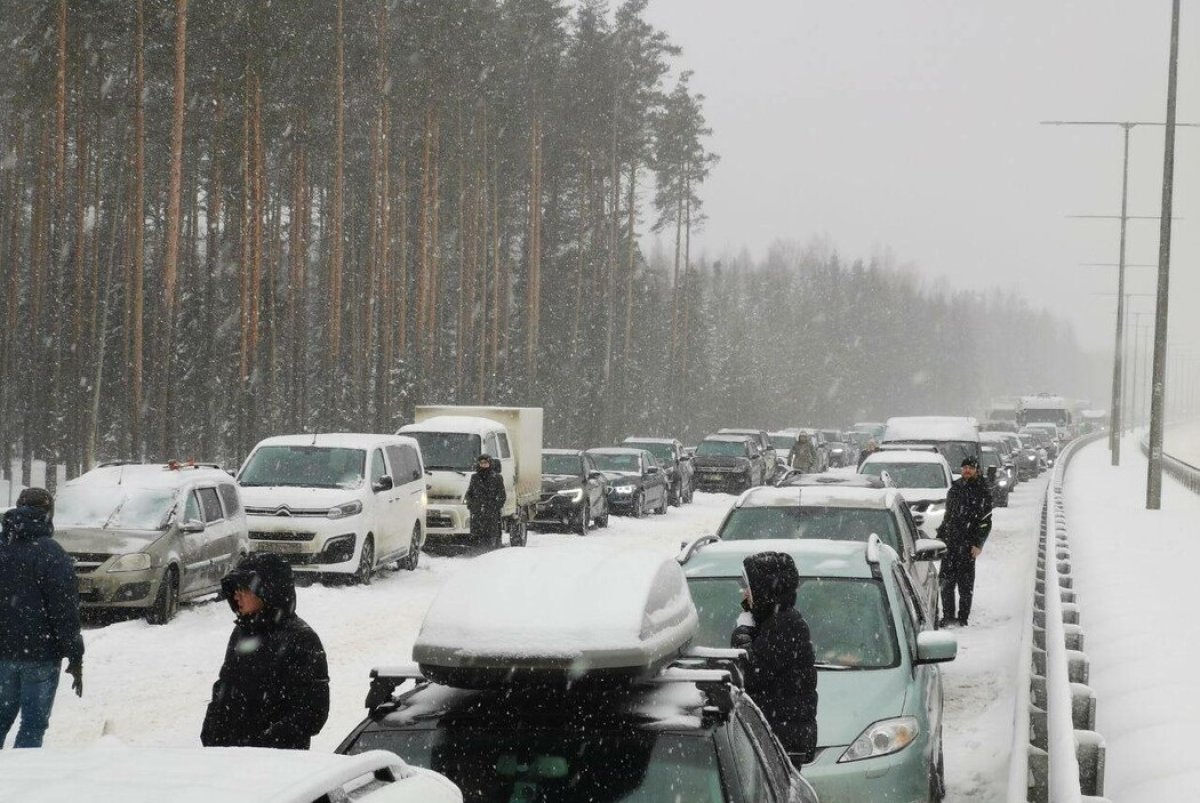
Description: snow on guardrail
xmin=1008 ymin=432 xmax=1109 ymax=803
xmin=1139 ymin=430 xmax=1200 ymax=494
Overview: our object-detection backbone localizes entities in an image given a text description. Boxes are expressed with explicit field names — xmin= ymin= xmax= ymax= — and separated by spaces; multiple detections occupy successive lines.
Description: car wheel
xmin=930 ymin=742 xmax=946 ymax=801
xmin=510 ymin=518 xmax=528 ymax=547
xmin=595 ymin=502 xmax=610 ymax=528
xmin=353 ymin=536 xmax=375 ymax=585
xmin=146 ymin=566 xmax=179 ymax=625
xmin=576 ymin=503 xmax=590 ymax=536
xmin=631 ymin=492 xmax=644 ymax=518
xmin=402 ymin=524 xmax=421 ymax=571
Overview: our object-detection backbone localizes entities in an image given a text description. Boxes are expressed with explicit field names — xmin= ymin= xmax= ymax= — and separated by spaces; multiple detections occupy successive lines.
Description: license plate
xmin=256 ymin=541 xmax=303 ymax=554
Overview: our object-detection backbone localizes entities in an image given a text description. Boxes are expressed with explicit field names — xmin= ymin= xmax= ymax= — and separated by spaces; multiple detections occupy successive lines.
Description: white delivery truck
xmin=398 ymin=406 xmax=543 ymax=548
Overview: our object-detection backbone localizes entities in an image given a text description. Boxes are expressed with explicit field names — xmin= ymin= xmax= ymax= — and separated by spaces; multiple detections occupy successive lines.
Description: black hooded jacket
xmin=201 ymin=553 xmax=329 ymax=750
xmin=938 ymin=475 xmax=993 ymax=552
xmin=465 ymin=463 xmax=506 ymax=522
xmin=0 ymin=506 xmax=84 ymax=664
xmin=730 ymin=551 xmax=819 ymax=758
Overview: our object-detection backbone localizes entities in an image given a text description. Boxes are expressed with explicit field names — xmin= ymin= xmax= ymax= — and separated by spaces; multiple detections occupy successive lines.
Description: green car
xmin=680 ymin=536 xmax=958 ymax=803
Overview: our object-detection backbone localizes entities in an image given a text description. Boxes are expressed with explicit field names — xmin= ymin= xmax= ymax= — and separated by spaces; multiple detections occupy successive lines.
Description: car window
xmin=386 ymin=444 xmax=423 ymax=484
xmin=497 ymin=433 xmax=511 ymax=459
xmin=719 ymin=506 xmax=902 ymax=555
xmin=217 ymin=484 xmax=242 ymax=517
xmin=892 ymin=504 xmax=917 ymax=557
xmin=198 ymin=487 xmax=224 ymax=523
xmin=370 ymin=449 xmax=387 ymax=485
xmin=891 ymin=567 xmax=921 ymax=656
xmin=183 ymin=491 xmax=201 ymax=523
xmin=728 ymin=714 xmax=776 ymax=803
xmin=738 ymin=703 xmax=792 ymax=794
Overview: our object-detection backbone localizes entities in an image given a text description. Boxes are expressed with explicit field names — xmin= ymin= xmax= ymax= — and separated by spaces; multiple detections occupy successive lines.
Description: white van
xmin=236 ymin=434 xmax=427 ymax=584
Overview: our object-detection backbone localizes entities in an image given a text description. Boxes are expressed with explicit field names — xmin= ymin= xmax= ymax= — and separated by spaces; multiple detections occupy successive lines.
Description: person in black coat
xmin=465 ymin=454 xmax=506 ymax=545
xmin=937 ymin=457 xmax=994 ymax=627
xmin=201 ymin=553 xmax=329 ymax=750
xmin=731 ymin=551 xmax=819 ymax=764
xmin=0 ymin=488 xmax=84 ymax=748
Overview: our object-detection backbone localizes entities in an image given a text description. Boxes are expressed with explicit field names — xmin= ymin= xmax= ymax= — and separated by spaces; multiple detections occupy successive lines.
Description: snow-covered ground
xmin=1065 ymin=435 xmax=1200 ymax=802
xmin=29 ymin=477 xmax=1053 ymax=802
xmin=1165 ymin=420 xmax=1200 ymax=465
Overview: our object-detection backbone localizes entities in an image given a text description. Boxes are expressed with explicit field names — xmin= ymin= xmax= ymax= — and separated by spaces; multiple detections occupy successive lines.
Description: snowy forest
xmin=0 ymin=0 xmax=1094 ymax=472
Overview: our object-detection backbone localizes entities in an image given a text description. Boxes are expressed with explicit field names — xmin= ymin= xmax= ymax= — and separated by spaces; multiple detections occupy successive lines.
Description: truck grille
xmin=244 ymin=506 xmax=329 ymax=517
xmin=70 ymin=553 xmax=112 ymax=573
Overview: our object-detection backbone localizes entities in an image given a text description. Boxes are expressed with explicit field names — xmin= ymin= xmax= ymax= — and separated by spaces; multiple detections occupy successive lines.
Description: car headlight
xmin=327 ymin=500 xmax=363 ymax=519
xmin=831 ymin=447 xmax=844 ymax=453
xmin=613 ymin=485 xmax=636 ymax=494
xmin=838 ymin=717 xmax=919 ymax=763
xmin=998 ymin=478 xmax=1009 ymax=488
xmin=108 ymin=552 xmax=152 ymax=573
xmin=558 ymin=488 xmax=584 ymax=503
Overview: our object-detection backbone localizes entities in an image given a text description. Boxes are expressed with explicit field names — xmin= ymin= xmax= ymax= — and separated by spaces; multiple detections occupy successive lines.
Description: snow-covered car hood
xmin=601 ymin=470 xmax=642 ymax=484
xmin=238 ymin=485 xmax=361 ymax=511
xmin=54 ymin=526 xmax=165 ymax=555
xmin=816 ymin=665 xmax=910 ymax=747
xmin=541 ymin=474 xmax=583 ymax=493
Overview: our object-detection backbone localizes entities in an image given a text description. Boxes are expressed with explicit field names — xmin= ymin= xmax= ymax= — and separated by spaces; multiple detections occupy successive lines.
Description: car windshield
xmin=861 ymin=462 xmax=947 ymax=489
xmin=688 ymin=576 xmax=899 ymax=669
xmin=54 ymin=485 xmax=176 ymax=530
xmin=589 ymin=452 xmax=642 ymax=473
xmin=981 ymin=451 xmax=1002 ymax=469
xmin=769 ymin=435 xmax=797 ymax=451
xmin=718 ymin=505 xmax=901 ymax=554
xmin=625 ymin=442 xmax=674 ymax=463
xmin=238 ymin=446 xmax=366 ymax=488
xmin=889 ymin=440 xmax=977 ymax=468
xmin=696 ymin=440 xmax=745 ymax=458
xmin=348 ymin=729 xmax=723 ymax=803
xmin=820 ymin=430 xmax=840 ymax=442
xmin=406 ymin=432 xmax=482 ymax=472
xmin=542 ymin=454 xmax=581 ymax=476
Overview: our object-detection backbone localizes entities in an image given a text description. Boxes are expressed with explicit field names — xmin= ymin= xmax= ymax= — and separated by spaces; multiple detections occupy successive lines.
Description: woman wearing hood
xmin=201 ymin=553 xmax=329 ymax=749
xmin=731 ymin=551 xmax=819 ymax=765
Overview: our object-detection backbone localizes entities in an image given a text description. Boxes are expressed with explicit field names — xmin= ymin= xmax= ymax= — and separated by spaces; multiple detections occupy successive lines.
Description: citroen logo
xmin=275 ymin=507 xmax=292 ymax=518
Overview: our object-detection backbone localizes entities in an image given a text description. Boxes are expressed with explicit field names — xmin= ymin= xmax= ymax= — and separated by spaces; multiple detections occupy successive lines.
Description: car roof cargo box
xmin=882 ymin=416 xmax=980 ymax=444
xmin=413 ymin=545 xmax=698 ymax=688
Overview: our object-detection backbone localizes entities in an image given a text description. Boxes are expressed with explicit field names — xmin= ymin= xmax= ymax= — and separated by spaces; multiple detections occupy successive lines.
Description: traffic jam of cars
xmin=21 ymin=397 xmax=1079 ymax=802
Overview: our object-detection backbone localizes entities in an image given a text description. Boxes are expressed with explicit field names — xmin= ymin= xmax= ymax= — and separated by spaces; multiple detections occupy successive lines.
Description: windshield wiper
xmin=814 ymin=662 xmax=854 ymax=671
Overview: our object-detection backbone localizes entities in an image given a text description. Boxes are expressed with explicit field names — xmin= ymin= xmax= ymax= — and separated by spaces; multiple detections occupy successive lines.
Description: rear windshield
xmin=347 ymin=729 xmax=723 ymax=803
xmin=718 ymin=505 xmax=901 ymax=555
xmin=696 ymin=440 xmax=745 ymax=458
xmin=688 ymin=576 xmax=899 ymax=669
xmin=407 ymin=432 xmax=483 ymax=472
xmin=590 ymin=452 xmax=642 ymax=473
xmin=769 ymin=436 xmax=796 ymax=451
xmin=55 ymin=486 xmax=176 ymax=531
xmin=238 ymin=446 xmax=366 ymax=489
xmin=887 ymin=440 xmax=977 ymax=468
xmin=860 ymin=462 xmax=947 ymax=489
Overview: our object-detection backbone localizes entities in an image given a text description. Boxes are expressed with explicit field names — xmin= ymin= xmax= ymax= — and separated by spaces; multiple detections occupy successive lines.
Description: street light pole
xmin=1148 ymin=0 xmax=1182 ymax=510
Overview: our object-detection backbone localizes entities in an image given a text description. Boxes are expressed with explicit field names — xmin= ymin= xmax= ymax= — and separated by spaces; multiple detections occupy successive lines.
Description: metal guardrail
xmin=1009 ymin=432 xmax=1109 ymax=803
xmin=1139 ymin=433 xmax=1200 ymax=494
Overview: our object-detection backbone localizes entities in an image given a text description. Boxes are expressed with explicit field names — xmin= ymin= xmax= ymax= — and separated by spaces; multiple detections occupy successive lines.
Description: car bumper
xmin=693 ymin=472 xmax=750 ymax=492
xmin=803 ymin=737 xmax=935 ymax=803
xmin=246 ymin=516 xmax=364 ymax=573
xmin=423 ymin=504 xmax=480 ymax=538
xmin=76 ymin=569 xmax=160 ymax=608
xmin=606 ymin=492 xmax=641 ymax=512
xmin=532 ymin=497 xmax=585 ymax=525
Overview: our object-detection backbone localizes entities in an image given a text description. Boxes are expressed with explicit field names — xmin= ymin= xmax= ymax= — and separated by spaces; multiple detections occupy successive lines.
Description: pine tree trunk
xmin=130 ymin=0 xmax=146 ymax=459
xmin=329 ymin=0 xmax=346 ymax=377
xmin=160 ymin=0 xmax=188 ymax=457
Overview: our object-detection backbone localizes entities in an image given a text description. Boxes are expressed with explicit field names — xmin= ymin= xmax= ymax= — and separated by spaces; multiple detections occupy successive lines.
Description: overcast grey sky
xmin=642 ymin=0 xmax=1200 ymax=357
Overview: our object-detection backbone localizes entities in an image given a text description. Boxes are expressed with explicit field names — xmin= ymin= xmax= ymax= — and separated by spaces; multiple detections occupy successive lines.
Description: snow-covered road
xmin=33 ymin=477 xmax=1052 ymax=803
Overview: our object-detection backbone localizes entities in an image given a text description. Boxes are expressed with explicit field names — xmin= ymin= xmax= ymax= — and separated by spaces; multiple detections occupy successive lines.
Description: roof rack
xmin=165 ymin=459 xmax=223 ymax=471
xmin=365 ymin=664 xmax=427 ymax=710
xmin=865 ymin=534 xmax=884 ymax=579
xmin=676 ymin=534 xmax=720 ymax=564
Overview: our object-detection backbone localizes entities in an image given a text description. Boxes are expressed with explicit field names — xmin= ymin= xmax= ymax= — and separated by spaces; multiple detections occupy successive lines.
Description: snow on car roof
xmin=543 ymin=448 xmax=582 ymax=455
xmin=399 ymin=416 xmax=504 ymax=434
xmin=701 ymin=434 xmax=752 ymax=442
xmin=622 ymin=437 xmax=675 ymax=445
xmin=682 ymin=538 xmax=879 ymax=580
xmin=587 ymin=447 xmax=646 ymax=456
xmin=882 ymin=416 xmax=980 ymax=443
xmin=735 ymin=485 xmax=898 ymax=510
xmin=861 ymin=450 xmax=949 ymax=466
xmin=252 ymin=433 xmax=418 ymax=450
xmin=413 ymin=544 xmax=698 ymax=678
xmin=67 ymin=464 xmax=230 ymax=489
xmin=0 ymin=747 xmax=458 ymax=803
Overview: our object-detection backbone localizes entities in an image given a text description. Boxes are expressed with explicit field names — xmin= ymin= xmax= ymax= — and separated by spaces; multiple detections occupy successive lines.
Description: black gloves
xmin=66 ymin=657 xmax=83 ymax=697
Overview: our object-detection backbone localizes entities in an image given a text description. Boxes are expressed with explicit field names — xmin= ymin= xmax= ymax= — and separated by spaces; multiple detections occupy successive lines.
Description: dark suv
xmin=718 ymin=428 xmax=778 ymax=478
xmin=533 ymin=449 xmax=611 ymax=535
xmin=693 ymin=435 xmax=767 ymax=493
xmin=622 ymin=437 xmax=694 ymax=506
xmin=337 ymin=661 xmax=819 ymax=803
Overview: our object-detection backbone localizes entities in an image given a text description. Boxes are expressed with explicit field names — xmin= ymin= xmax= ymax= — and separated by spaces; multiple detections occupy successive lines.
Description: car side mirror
xmin=916 ymin=630 xmax=957 ymax=664
xmin=646 ymin=466 xmax=660 ymax=475
xmin=914 ymin=539 xmax=947 ymax=561
xmin=588 ymin=471 xmax=604 ymax=481
xmin=373 ymin=475 xmax=394 ymax=493
xmin=181 ymin=519 xmax=206 ymax=534
xmin=912 ymin=512 xmax=926 ymax=526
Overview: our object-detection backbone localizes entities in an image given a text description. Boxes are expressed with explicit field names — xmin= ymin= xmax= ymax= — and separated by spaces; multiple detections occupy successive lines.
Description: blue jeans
xmin=0 ymin=660 xmax=61 ymax=748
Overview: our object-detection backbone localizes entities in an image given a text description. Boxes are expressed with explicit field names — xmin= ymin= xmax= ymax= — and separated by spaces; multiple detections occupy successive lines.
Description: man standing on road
xmin=201 ymin=553 xmax=329 ymax=749
xmin=937 ymin=457 xmax=993 ymax=627
xmin=0 ymin=488 xmax=84 ymax=748
xmin=731 ymin=551 xmax=819 ymax=766
xmin=466 ymin=454 xmax=506 ymax=547
xmin=787 ymin=434 xmax=818 ymax=473
xmin=857 ymin=439 xmax=880 ymax=468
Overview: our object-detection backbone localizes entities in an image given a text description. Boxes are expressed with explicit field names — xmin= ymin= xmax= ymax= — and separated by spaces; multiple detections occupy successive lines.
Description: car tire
xmin=353 ymin=536 xmax=375 ymax=585
xmin=146 ymin=566 xmax=179 ymax=625
xmin=510 ymin=518 xmax=528 ymax=547
xmin=402 ymin=524 xmax=421 ymax=571
xmin=576 ymin=503 xmax=590 ymax=536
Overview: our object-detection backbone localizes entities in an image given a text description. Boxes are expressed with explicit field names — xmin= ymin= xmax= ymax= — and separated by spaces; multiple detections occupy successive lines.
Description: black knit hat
xmin=17 ymin=487 xmax=53 ymax=512
xmin=961 ymin=457 xmax=979 ymax=469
